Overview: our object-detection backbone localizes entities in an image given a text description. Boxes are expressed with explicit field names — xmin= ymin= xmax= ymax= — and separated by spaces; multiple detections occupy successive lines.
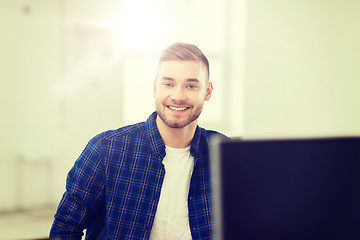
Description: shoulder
xmin=88 ymin=121 xmax=149 ymax=151
xmin=198 ymin=127 xmax=230 ymax=142
xmin=99 ymin=121 xmax=147 ymax=140
xmin=206 ymin=130 xmax=229 ymax=140
xmin=192 ymin=127 xmax=229 ymax=156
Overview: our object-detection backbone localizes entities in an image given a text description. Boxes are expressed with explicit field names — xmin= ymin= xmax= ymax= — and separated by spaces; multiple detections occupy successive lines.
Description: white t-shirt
xmin=149 ymin=145 xmax=194 ymax=240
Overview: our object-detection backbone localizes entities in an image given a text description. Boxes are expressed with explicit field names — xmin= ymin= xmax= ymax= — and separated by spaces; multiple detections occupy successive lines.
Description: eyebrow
xmin=161 ymin=77 xmax=200 ymax=83
xmin=186 ymin=78 xmax=200 ymax=83
xmin=161 ymin=77 xmax=174 ymax=81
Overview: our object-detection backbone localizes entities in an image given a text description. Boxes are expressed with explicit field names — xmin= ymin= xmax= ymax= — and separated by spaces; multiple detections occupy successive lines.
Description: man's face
xmin=154 ymin=60 xmax=213 ymax=129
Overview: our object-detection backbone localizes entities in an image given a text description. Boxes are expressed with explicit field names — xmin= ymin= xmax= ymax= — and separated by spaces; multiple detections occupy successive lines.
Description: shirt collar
xmin=190 ymin=126 xmax=202 ymax=158
xmin=146 ymin=112 xmax=166 ymax=158
xmin=146 ymin=112 xmax=203 ymax=159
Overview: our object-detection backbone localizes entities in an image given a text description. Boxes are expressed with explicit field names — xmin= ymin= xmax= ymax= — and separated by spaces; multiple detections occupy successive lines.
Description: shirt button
xmin=146 ymin=226 xmax=151 ymax=231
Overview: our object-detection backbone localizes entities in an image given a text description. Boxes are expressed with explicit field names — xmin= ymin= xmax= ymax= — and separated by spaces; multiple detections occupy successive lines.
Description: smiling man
xmin=154 ymin=52 xmax=213 ymax=148
xmin=50 ymin=42 xmax=227 ymax=240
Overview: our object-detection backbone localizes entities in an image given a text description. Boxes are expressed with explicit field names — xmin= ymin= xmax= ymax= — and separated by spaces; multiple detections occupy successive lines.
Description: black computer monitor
xmin=213 ymin=137 xmax=360 ymax=240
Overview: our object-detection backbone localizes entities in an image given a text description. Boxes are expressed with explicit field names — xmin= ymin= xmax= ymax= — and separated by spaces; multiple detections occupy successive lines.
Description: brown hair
xmin=158 ymin=42 xmax=210 ymax=79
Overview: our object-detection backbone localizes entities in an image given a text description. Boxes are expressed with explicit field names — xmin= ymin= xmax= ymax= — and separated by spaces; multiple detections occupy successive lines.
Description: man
xmin=50 ymin=42 xmax=227 ymax=239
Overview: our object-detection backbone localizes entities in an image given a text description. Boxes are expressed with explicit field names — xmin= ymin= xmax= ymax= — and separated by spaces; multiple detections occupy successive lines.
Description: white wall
xmin=244 ymin=0 xmax=360 ymax=138
xmin=0 ymin=0 xmax=243 ymax=211
xmin=0 ymin=1 xmax=62 ymax=211
xmin=2 ymin=0 xmax=359 ymax=212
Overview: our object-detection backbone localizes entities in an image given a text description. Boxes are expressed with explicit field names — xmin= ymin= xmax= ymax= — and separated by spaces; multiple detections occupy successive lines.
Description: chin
xmin=157 ymin=114 xmax=191 ymax=129
xmin=168 ymin=122 xmax=190 ymax=128
xmin=156 ymin=104 xmax=202 ymax=129
xmin=165 ymin=115 xmax=200 ymax=128
xmin=161 ymin=118 xmax=187 ymax=128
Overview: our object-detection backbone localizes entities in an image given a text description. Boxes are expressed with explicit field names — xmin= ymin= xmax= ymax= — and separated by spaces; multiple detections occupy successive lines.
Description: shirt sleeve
xmin=50 ymin=135 xmax=106 ymax=239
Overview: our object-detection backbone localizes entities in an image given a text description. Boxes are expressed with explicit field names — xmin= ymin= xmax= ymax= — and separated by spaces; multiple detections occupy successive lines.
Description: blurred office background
xmin=0 ymin=0 xmax=359 ymax=239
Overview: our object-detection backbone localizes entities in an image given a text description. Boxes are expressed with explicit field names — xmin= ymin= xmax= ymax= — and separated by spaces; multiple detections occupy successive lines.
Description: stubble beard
xmin=155 ymin=101 xmax=204 ymax=129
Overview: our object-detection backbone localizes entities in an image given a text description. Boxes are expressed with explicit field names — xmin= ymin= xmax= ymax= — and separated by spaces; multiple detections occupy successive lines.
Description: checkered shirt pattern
xmin=50 ymin=112 xmax=225 ymax=239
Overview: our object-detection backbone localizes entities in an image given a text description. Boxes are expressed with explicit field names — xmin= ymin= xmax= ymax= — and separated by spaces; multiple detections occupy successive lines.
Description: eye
xmin=162 ymin=82 xmax=173 ymax=87
xmin=187 ymin=84 xmax=198 ymax=89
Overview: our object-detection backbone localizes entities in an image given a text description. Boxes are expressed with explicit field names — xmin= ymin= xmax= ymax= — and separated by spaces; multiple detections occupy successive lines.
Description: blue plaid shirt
xmin=50 ymin=112 xmax=226 ymax=239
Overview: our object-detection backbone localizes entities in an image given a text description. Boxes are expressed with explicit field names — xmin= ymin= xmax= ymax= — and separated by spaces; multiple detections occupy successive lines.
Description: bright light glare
xmin=107 ymin=3 xmax=167 ymax=53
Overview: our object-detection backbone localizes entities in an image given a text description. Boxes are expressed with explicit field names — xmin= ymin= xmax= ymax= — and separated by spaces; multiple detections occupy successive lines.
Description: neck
xmin=156 ymin=116 xmax=197 ymax=148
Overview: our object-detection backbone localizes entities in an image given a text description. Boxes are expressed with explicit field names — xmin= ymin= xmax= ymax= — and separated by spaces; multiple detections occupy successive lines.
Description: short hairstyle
xmin=158 ymin=42 xmax=210 ymax=80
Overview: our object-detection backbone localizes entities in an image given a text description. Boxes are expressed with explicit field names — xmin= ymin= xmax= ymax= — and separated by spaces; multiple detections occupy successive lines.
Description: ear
xmin=205 ymin=81 xmax=213 ymax=101
xmin=153 ymin=79 xmax=157 ymax=97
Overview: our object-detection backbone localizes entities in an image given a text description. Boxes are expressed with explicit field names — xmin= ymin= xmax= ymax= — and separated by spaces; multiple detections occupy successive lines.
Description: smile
xmin=167 ymin=106 xmax=190 ymax=111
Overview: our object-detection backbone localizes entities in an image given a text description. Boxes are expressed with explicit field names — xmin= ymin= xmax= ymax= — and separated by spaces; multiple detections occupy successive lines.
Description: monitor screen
xmin=213 ymin=137 xmax=360 ymax=240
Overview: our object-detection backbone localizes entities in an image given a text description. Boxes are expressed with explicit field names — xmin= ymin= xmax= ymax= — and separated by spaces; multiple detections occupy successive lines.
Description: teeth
xmin=169 ymin=106 xmax=187 ymax=111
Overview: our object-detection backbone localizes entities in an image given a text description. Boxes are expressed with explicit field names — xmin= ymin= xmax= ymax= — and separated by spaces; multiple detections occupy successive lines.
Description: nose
xmin=171 ymin=86 xmax=186 ymax=102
